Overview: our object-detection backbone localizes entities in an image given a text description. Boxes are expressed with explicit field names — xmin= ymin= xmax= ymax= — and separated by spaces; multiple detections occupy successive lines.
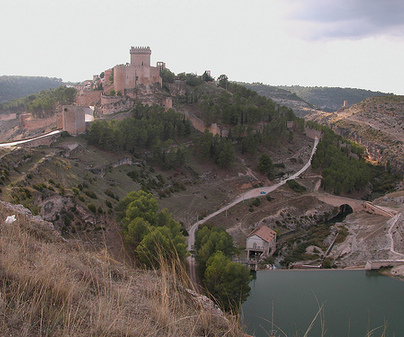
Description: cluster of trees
xmin=312 ymin=128 xmax=371 ymax=194
xmin=0 ymin=76 xmax=63 ymax=104
xmin=197 ymin=129 xmax=235 ymax=168
xmin=198 ymin=81 xmax=304 ymax=151
xmin=258 ymin=153 xmax=274 ymax=178
xmin=161 ymin=68 xmax=213 ymax=87
xmin=87 ymin=104 xmax=192 ymax=168
xmin=0 ymin=85 xmax=76 ymax=117
xmin=194 ymin=225 xmax=252 ymax=312
xmin=25 ymin=86 xmax=77 ymax=118
xmin=116 ymin=190 xmax=188 ymax=268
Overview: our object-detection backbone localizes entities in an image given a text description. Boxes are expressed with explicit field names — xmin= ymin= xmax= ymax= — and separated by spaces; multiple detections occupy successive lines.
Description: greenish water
xmin=242 ymin=270 xmax=404 ymax=337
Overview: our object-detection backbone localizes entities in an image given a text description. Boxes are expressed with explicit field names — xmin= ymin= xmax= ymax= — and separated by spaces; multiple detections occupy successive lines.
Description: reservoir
xmin=242 ymin=270 xmax=404 ymax=337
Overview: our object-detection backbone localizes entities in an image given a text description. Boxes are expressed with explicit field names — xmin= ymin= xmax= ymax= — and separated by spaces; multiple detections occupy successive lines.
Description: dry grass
xmin=0 ymin=202 xmax=245 ymax=336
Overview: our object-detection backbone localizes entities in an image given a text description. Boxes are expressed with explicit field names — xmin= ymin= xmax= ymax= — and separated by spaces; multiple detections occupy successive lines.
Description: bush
xmin=84 ymin=190 xmax=97 ymax=199
xmin=286 ymin=179 xmax=307 ymax=193
xmin=251 ymin=198 xmax=260 ymax=207
xmin=87 ymin=203 xmax=96 ymax=213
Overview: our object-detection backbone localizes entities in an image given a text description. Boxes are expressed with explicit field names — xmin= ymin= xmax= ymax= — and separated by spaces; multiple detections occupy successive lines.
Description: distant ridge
xmin=276 ymin=85 xmax=392 ymax=112
xmin=0 ymin=75 xmax=64 ymax=103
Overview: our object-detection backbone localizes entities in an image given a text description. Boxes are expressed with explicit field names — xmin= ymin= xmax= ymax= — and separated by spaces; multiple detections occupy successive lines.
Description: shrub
xmin=87 ymin=203 xmax=96 ymax=213
xmin=84 ymin=190 xmax=97 ymax=199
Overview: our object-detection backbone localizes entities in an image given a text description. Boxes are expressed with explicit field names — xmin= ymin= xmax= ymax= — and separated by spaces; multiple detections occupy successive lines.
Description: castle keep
xmin=113 ymin=46 xmax=163 ymax=94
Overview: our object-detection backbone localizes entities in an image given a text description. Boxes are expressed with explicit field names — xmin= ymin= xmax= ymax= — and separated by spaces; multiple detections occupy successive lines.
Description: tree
xmin=117 ymin=190 xmax=188 ymax=268
xmin=195 ymin=226 xmax=236 ymax=279
xmin=217 ymin=74 xmax=229 ymax=89
xmin=201 ymin=71 xmax=213 ymax=82
xmin=123 ymin=190 xmax=158 ymax=226
xmin=136 ymin=225 xmax=188 ymax=268
xmin=258 ymin=153 xmax=274 ymax=176
xmin=160 ymin=68 xmax=176 ymax=83
xmin=204 ymin=251 xmax=252 ymax=312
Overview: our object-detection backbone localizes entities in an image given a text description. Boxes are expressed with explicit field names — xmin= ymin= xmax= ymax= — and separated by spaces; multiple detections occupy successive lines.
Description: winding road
xmin=187 ymin=137 xmax=319 ymax=287
xmin=0 ymin=130 xmax=61 ymax=148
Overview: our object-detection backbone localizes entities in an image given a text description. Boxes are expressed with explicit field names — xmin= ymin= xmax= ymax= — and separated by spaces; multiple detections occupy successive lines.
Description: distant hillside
xmin=277 ymin=85 xmax=392 ymax=112
xmin=307 ymin=95 xmax=404 ymax=173
xmin=240 ymin=82 xmax=320 ymax=118
xmin=0 ymin=76 xmax=64 ymax=103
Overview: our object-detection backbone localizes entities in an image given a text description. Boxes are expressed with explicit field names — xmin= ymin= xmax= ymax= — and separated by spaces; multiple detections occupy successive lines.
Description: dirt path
xmin=388 ymin=213 xmax=404 ymax=258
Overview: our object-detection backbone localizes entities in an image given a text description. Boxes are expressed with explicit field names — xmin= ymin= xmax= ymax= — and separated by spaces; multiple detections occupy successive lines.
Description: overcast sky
xmin=1 ymin=0 xmax=403 ymax=94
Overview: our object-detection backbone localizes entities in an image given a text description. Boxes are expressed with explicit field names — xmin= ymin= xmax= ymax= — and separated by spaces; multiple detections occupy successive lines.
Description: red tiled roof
xmin=247 ymin=225 xmax=276 ymax=243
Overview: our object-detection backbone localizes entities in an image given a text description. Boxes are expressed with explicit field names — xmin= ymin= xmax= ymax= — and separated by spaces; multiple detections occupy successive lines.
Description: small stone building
xmin=61 ymin=106 xmax=87 ymax=136
xmin=246 ymin=225 xmax=276 ymax=260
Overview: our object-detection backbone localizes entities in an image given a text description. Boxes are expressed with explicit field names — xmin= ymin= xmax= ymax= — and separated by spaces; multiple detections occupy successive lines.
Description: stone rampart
xmin=19 ymin=114 xmax=58 ymax=131
xmin=76 ymin=90 xmax=102 ymax=106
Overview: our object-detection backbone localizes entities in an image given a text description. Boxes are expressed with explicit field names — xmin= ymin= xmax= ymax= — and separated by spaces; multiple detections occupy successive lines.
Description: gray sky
xmin=1 ymin=0 xmax=403 ymax=94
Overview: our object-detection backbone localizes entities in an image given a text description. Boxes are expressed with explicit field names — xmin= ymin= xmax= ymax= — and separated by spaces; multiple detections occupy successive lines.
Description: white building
xmin=246 ymin=225 xmax=276 ymax=260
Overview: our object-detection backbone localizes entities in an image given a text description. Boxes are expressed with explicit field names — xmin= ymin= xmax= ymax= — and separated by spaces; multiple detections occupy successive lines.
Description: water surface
xmin=242 ymin=270 xmax=404 ymax=337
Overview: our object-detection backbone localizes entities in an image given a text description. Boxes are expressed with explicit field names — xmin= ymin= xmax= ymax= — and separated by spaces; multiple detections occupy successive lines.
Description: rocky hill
xmin=306 ymin=95 xmax=404 ymax=173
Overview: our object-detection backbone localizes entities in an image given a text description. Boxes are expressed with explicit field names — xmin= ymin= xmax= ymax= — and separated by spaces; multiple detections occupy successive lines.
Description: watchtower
xmin=130 ymin=46 xmax=151 ymax=67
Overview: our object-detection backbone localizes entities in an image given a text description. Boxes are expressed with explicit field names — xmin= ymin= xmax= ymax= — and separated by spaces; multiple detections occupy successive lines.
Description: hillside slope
xmin=240 ymin=82 xmax=321 ymax=118
xmin=277 ymin=85 xmax=392 ymax=112
xmin=0 ymin=76 xmax=64 ymax=104
xmin=0 ymin=200 xmax=244 ymax=336
xmin=307 ymin=95 xmax=404 ymax=173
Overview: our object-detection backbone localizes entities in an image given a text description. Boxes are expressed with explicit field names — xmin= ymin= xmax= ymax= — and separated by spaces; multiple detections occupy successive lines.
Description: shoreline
xmin=256 ymin=266 xmax=404 ymax=282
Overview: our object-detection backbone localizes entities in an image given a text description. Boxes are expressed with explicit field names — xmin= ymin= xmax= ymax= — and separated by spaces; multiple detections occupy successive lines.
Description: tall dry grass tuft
xmin=0 ymin=203 xmax=246 ymax=336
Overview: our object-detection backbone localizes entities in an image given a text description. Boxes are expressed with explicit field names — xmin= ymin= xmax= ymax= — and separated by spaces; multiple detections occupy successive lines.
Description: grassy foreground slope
xmin=0 ymin=200 xmax=245 ymax=336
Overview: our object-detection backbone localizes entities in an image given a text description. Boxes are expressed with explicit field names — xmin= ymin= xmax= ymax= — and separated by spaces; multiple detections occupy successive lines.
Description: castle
xmin=109 ymin=46 xmax=164 ymax=94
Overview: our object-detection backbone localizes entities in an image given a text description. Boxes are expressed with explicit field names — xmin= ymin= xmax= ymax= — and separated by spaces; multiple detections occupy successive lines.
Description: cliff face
xmin=308 ymin=96 xmax=404 ymax=173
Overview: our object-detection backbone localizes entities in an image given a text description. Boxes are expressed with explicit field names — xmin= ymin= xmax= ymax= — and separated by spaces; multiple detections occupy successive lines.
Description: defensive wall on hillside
xmin=76 ymin=90 xmax=102 ymax=106
xmin=19 ymin=114 xmax=58 ymax=130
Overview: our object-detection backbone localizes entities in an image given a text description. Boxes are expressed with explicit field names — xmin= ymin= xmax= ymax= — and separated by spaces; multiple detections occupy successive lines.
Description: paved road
xmin=0 ymin=130 xmax=61 ymax=148
xmin=187 ymin=137 xmax=319 ymax=287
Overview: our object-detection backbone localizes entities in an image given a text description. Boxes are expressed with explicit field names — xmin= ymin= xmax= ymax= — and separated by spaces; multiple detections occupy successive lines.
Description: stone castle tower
xmin=113 ymin=46 xmax=162 ymax=94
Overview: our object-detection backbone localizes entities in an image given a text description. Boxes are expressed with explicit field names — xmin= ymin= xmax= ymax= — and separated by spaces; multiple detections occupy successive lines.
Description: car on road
xmin=260 ymin=191 xmax=266 ymax=194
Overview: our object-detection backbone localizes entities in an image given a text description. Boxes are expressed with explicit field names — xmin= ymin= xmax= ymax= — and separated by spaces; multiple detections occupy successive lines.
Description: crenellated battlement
xmin=130 ymin=46 xmax=151 ymax=54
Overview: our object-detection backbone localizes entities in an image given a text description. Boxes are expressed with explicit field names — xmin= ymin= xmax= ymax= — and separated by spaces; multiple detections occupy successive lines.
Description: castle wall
xmin=75 ymin=90 xmax=102 ymax=106
xmin=114 ymin=65 xmax=126 ymax=94
xmin=19 ymin=114 xmax=58 ymax=131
